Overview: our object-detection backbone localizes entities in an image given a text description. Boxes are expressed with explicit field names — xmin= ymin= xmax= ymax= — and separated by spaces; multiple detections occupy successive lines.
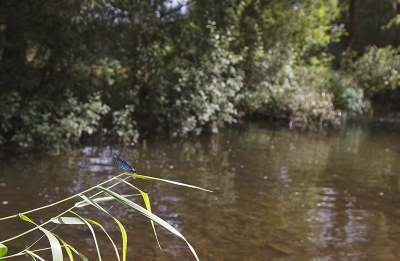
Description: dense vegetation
xmin=0 ymin=0 xmax=399 ymax=150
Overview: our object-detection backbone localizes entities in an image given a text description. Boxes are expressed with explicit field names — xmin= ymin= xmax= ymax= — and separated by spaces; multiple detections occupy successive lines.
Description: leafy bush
xmin=237 ymin=44 xmax=343 ymax=127
xmin=112 ymin=104 xmax=139 ymax=145
xmin=347 ymin=45 xmax=400 ymax=97
xmin=2 ymin=91 xmax=110 ymax=150
xmin=167 ymin=23 xmax=244 ymax=135
xmin=329 ymin=72 xmax=370 ymax=117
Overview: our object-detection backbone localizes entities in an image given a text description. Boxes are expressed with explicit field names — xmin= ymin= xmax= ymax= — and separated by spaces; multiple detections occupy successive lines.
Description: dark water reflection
xmin=1 ymin=118 xmax=400 ymax=260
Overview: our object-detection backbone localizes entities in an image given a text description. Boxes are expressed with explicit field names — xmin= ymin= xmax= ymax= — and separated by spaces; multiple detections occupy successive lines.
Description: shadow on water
xmin=1 ymin=118 xmax=400 ymax=260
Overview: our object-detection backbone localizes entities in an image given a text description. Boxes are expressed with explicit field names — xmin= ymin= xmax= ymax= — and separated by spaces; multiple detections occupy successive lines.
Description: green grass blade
xmin=53 ymin=214 xmax=102 ymax=261
xmin=52 ymin=235 xmax=88 ymax=261
xmin=110 ymin=216 xmax=127 ymax=261
xmin=19 ymin=214 xmax=63 ymax=261
xmin=75 ymin=195 xmax=140 ymax=208
xmin=116 ymin=178 xmax=161 ymax=249
xmin=77 ymin=195 xmax=109 ymax=214
xmin=52 ymin=215 xmax=120 ymax=261
xmin=63 ymin=245 xmax=88 ymax=261
xmin=52 ymin=217 xmax=86 ymax=225
xmin=98 ymin=187 xmax=200 ymax=261
xmin=52 ymin=236 xmax=74 ymax=261
xmin=0 ymin=243 xmax=7 ymax=258
xmin=125 ymin=173 xmax=212 ymax=192
xmin=83 ymin=219 xmax=121 ymax=261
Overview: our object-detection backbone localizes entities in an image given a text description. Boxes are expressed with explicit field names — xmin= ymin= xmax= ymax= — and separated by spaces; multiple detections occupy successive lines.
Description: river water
xmin=1 ymin=118 xmax=400 ymax=260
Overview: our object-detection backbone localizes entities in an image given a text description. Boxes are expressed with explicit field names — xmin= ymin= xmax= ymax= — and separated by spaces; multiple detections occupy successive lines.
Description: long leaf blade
xmin=110 ymin=216 xmax=127 ymax=261
xmin=125 ymin=173 xmax=212 ymax=192
xmin=116 ymin=178 xmax=161 ymax=249
xmin=54 ymin=214 xmax=102 ymax=261
xmin=52 ymin=216 xmax=120 ymax=261
xmin=75 ymin=195 xmax=140 ymax=208
xmin=98 ymin=187 xmax=200 ymax=261
xmin=52 ymin=217 xmax=86 ymax=225
xmin=84 ymin=219 xmax=120 ymax=261
xmin=53 ymin=236 xmax=74 ymax=261
xmin=63 ymin=244 xmax=89 ymax=261
xmin=19 ymin=214 xmax=63 ymax=261
xmin=78 ymin=195 xmax=109 ymax=214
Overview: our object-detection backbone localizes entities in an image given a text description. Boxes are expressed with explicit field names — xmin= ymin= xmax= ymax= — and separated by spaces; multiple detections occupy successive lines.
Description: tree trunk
xmin=342 ymin=0 xmax=358 ymax=68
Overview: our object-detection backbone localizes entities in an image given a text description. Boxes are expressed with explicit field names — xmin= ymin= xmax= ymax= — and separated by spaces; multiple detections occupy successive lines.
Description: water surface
xmin=1 ymin=119 xmax=400 ymax=260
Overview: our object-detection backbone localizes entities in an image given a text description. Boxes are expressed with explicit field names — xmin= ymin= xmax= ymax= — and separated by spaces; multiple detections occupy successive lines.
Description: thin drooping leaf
xmin=52 ymin=215 xmax=120 ymax=261
xmin=124 ymin=173 xmax=212 ymax=192
xmin=77 ymin=195 xmax=109 ymax=214
xmin=83 ymin=219 xmax=120 ymax=261
xmin=110 ymin=216 xmax=127 ymax=261
xmin=98 ymin=187 xmax=200 ymax=261
xmin=75 ymin=195 xmax=139 ymax=208
xmin=52 ymin=215 xmax=102 ymax=261
xmin=53 ymin=234 xmax=88 ymax=261
xmin=19 ymin=214 xmax=63 ymax=261
xmin=52 ymin=236 xmax=74 ymax=261
xmin=62 ymin=244 xmax=88 ymax=261
xmin=116 ymin=178 xmax=161 ymax=249
xmin=0 ymin=243 xmax=7 ymax=258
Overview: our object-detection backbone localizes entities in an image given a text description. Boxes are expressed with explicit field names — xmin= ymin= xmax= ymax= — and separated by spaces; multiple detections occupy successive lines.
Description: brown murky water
xmin=1 ymin=118 xmax=400 ymax=260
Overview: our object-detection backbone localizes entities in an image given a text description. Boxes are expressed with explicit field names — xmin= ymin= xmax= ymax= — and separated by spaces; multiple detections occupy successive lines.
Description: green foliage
xmin=347 ymin=45 xmax=400 ymax=97
xmin=164 ymin=22 xmax=244 ymax=135
xmin=0 ymin=243 xmax=7 ymax=259
xmin=112 ymin=104 xmax=139 ymax=144
xmin=329 ymin=72 xmax=370 ymax=116
xmin=5 ymin=0 xmax=400 ymax=149
xmin=5 ymin=91 xmax=110 ymax=150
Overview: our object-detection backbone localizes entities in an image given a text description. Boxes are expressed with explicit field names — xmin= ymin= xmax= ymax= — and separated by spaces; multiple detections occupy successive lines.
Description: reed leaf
xmin=98 ymin=186 xmax=200 ymax=261
xmin=19 ymin=214 xmax=63 ymax=261
xmin=61 ymin=244 xmax=88 ymax=261
xmin=52 ymin=236 xmax=73 ymax=261
xmin=52 ymin=215 xmax=102 ymax=261
xmin=116 ymin=178 xmax=161 ymax=249
xmin=52 ymin=214 xmax=121 ymax=261
xmin=77 ymin=195 xmax=109 ymax=214
xmin=74 ymin=195 xmax=139 ymax=208
xmin=0 ymin=243 xmax=7 ymax=258
xmin=125 ymin=173 xmax=212 ymax=192
xmin=110 ymin=216 xmax=127 ymax=261
xmin=52 ymin=234 xmax=88 ymax=261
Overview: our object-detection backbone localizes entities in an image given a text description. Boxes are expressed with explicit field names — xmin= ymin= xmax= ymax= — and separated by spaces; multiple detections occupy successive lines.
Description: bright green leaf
xmin=75 ymin=194 xmax=139 ymax=208
xmin=0 ymin=243 xmax=7 ymax=258
xmin=111 ymin=216 xmax=127 ymax=261
xmin=98 ymin=187 xmax=200 ymax=261
xmin=116 ymin=178 xmax=161 ymax=249
xmin=19 ymin=214 xmax=63 ymax=261
xmin=125 ymin=173 xmax=212 ymax=192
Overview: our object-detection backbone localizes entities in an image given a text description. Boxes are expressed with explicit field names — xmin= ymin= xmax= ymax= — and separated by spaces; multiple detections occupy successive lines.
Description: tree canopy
xmin=0 ymin=0 xmax=399 ymax=150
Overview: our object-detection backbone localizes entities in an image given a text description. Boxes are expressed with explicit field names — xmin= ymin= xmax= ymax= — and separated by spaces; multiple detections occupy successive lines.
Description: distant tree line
xmin=0 ymin=0 xmax=399 ymax=150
